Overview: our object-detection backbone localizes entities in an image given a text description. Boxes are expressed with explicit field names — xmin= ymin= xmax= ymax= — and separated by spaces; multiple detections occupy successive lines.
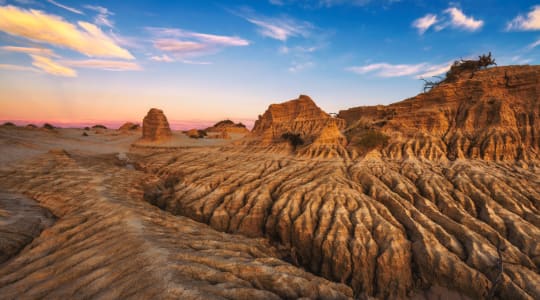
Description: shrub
xmin=281 ymin=132 xmax=304 ymax=149
xmin=43 ymin=123 xmax=55 ymax=130
xmin=2 ymin=122 xmax=15 ymax=127
xmin=353 ymin=129 xmax=388 ymax=151
xmin=130 ymin=124 xmax=140 ymax=130
xmin=84 ymin=127 xmax=90 ymax=131
xmin=92 ymin=124 xmax=107 ymax=129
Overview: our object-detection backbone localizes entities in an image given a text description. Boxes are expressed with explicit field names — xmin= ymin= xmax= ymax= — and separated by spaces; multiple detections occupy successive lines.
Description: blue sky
xmin=1 ymin=0 xmax=539 ymax=127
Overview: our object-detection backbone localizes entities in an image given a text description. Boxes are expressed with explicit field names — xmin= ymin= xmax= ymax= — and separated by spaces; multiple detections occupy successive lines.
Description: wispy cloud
xmin=47 ymin=0 xmax=83 ymax=15
xmin=412 ymin=14 xmax=438 ymax=35
xmin=147 ymin=27 xmax=249 ymax=63
xmin=269 ymin=0 xmax=398 ymax=8
xmin=412 ymin=7 xmax=483 ymax=35
xmin=507 ymin=6 xmax=540 ymax=31
xmin=61 ymin=59 xmax=141 ymax=71
xmin=288 ymin=61 xmax=314 ymax=72
xmin=0 ymin=5 xmax=133 ymax=59
xmin=30 ymin=54 xmax=76 ymax=77
xmin=0 ymin=63 xmax=39 ymax=72
xmin=444 ymin=7 xmax=483 ymax=31
xmin=0 ymin=46 xmax=58 ymax=57
xmin=244 ymin=16 xmax=312 ymax=41
xmin=150 ymin=54 xmax=174 ymax=62
xmin=348 ymin=61 xmax=451 ymax=78
xmin=84 ymin=5 xmax=114 ymax=28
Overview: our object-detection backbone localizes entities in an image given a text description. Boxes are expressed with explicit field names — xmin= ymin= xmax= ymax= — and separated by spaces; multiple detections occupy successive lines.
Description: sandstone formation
xmin=339 ymin=66 xmax=540 ymax=161
xmin=1 ymin=65 xmax=539 ymax=300
xmin=185 ymin=129 xmax=206 ymax=139
xmin=0 ymin=192 xmax=55 ymax=264
xmin=244 ymin=95 xmax=347 ymax=157
xmin=118 ymin=122 xmax=140 ymax=131
xmin=137 ymin=68 xmax=540 ymax=299
xmin=0 ymin=150 xmax=352 ymax=299
xmin=206 ymin=120 xmax=249 ymax=135
xmin=141 ymin=108 xmax=172 ymax=141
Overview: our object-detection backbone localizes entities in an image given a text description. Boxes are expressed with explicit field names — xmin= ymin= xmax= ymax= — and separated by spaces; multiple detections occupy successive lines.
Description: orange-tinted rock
xmin=247 ymin=95 xmax=346 ymax=154
xmin=207 ymin=120 xmax=249 ymax=135
xmin=118 ymin=122 xmax=140 ymax=131
xmin=339 ymin=66 xmax=540 ymax=161
xmin=142 ymin=108 xmax=172 ymax=141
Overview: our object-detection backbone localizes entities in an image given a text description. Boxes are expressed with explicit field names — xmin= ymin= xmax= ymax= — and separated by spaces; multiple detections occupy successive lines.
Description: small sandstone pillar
xmin=142 ymin=108 xmax=172 ymax=141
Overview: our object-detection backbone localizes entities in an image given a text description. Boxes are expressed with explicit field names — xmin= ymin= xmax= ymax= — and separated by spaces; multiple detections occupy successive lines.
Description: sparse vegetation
xmin=84 ymin=127 xmax=90 ymax=131
xmin=130 ymin=124 xmax=140 ymax=130
xmin=92 ymin=125 xmax=107 ymax=130
xmin=421 ymin=52 xmax=497 ymax=92
xmin=281 ymin=132 xmax=304 ymax=149
xmin=26 ymin=124 xmax=37 ymax=128
xmin=43 ymin=123 xmax=55 ymax=130
xmin=354 ymin=130 xmax=389 ymax=150
xmin=2 ymin=122 xmax=15 ymax=127
xmin=82 ymin=132 xmax=89 ymax=137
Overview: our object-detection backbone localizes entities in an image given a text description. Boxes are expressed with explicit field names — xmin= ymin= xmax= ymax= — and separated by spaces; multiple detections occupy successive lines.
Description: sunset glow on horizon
xmin=1 ymin=0 xmax=540 ymax=128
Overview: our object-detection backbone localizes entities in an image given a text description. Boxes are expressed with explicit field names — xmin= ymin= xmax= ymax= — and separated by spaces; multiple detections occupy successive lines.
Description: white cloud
xmin=444 ymin=7 xmax=483 ymax=31
xmin=412 ymin=7 xmax=483 ymax=35
xmin=242 ymin=15 xmax=312 ymax=41
xmin=507 ymin=6 xmax=540 ymax=31
xmin=526 ymin=38 xmax=540 ymax=50
xmin=147 ymin=27 xmax=249 ymax=62
xmin=47 ymin=0 xmax=83 ymax=15
xmin=61 ymin=59 xmax=141 ymax=71
xmin=30 ymin=54 xmax=76 ymax=77
xmin=0 ymin=46 xmax=58 ymax=57
xmin=84 ymin=5 xmax=114 ymax=28
xmin=348 ymin=61 xmax=451 ymax=78
xmin=150 ymin=54 xmax=174 ymax=62
xmin=412 ymin=14 xmax=438 ymax=34
xmin=0 ymin=5 xmax=133 ymax=59
xmin=288 ymin=61 xmax=314 ymax=72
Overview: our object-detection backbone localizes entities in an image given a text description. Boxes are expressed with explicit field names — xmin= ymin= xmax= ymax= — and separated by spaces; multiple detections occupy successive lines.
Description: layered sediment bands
xmin=0 ymin=192 xmax=55 ymax=264
xmin=339 ymin=66 xmax=540 ymax=161
xmin=141 ymin=148 xmax=540 ymax=299
xmin=247 ymin=95 xmax=346 ymax=149
xmin=0 ymin=152 xmax=352 ymax=299
xmin=141 ymin=108 xmax=172 ymax=141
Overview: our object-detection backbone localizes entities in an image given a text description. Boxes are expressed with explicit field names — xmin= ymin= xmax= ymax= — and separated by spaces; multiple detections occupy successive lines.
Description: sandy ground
xmin=0 ymin=126 xmax=244 ymax=167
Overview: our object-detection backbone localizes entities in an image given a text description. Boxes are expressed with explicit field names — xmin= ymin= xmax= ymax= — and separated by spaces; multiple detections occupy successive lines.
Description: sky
xmin=1 ymin=0 xmax=540 ymax=128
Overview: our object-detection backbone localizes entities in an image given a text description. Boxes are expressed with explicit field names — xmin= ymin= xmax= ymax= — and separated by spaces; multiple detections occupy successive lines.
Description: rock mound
xmin=339 ymin=66 xmax=540 ymax=161
xmin=118 ymin=122 xmax=140 ymax=131
xmin=207 ymin=119 xmax=249 ymax=135
xmin=246 ymin=95 xmax=346 ymax=155
xmin=141 ymin=108 xmax=172 ymax=141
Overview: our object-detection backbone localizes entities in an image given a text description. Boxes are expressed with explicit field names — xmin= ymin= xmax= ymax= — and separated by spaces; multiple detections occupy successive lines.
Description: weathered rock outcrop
xmin=206 ymin=120 xmax=249 ymax=135
xmin=339 ymin=66 xmax=540 ymax=161
xmin=118 ymin=122 xmax=140 ymax=131
xmin=141 ymin=108 xmax=172 ymax=141
xmin=0 ymin=192 xmax=55 ymax=264
xmin=0 ymin=151 xmax=352 ymax=299
xmin=245 ymin=95 xmax=347 ymax=157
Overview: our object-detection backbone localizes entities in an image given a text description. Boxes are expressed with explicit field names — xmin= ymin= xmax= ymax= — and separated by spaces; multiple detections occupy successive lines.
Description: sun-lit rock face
xmin=339 ymin=66 xmax=540 ymax=161
xmin=245 ymin=95 xmax=347 ymax=157
xmin=0 ymin=150 xmax=353 ymax=299
xmin=142 ymin=108 xmax=172 ymax=141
